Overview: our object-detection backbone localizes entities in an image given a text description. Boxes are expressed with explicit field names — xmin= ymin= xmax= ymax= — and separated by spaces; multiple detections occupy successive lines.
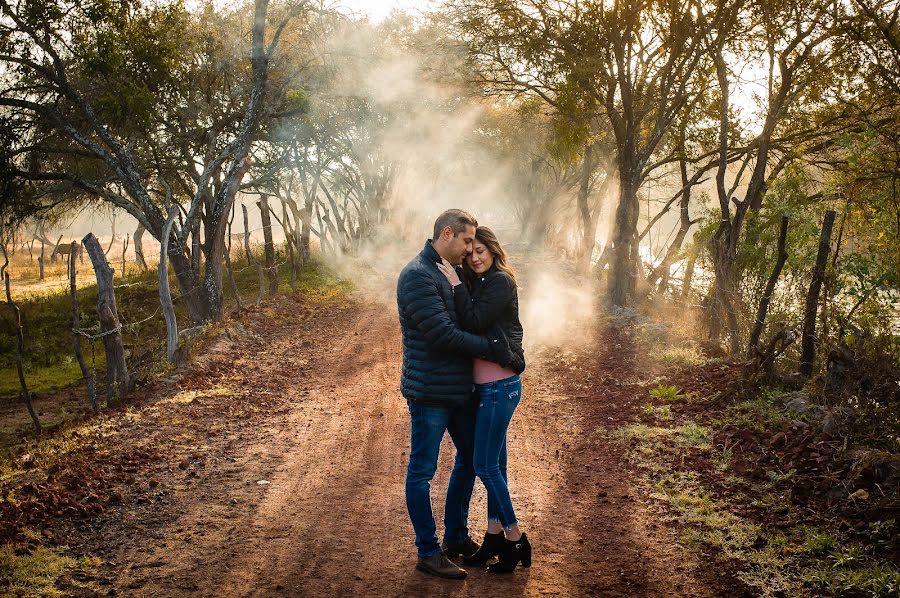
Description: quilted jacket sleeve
xmin=452 ymin=273 xmax=515 ymax=334
xmin=399 ymin=268 xmax=493 ymax=357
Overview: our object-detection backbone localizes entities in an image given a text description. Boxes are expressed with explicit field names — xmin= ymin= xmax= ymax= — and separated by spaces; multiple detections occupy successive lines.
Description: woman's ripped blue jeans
xmin=473 ymin=374 xmax=522 ymax=528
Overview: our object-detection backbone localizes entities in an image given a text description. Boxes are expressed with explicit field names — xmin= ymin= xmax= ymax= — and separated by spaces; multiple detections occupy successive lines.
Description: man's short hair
xmin=433 ymin=209 xmax=477 ymax=240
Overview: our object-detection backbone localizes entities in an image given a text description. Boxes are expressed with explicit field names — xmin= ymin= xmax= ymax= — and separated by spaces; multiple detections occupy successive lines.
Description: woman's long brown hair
xmin=466 ymin=226 xmax=516 ymax=284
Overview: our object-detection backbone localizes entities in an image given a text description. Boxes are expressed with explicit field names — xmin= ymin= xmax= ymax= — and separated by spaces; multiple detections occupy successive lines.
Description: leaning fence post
xmin=82 ymin=233 xmax=131 ymax=403
xmin=4 ymin=272 xmax=42 ymax=433
xmin=69 ymin=246 xmax=98 ymax=412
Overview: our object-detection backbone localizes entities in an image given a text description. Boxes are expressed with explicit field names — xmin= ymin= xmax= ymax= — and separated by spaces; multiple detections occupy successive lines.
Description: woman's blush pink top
xmin=473 ymin=357 xmax=516 ymax=385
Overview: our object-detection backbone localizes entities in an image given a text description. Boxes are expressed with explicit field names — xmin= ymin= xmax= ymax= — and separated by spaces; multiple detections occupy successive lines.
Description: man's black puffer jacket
xmin=452 ymin=263 xmax=525 ymax=374
xmin=397 ymin=241 xmax=513 ymax=407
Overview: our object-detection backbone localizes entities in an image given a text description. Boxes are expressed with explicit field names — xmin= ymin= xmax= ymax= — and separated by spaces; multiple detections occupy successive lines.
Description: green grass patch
xmin=677 ymin=422 xmax=712 ymax=447
xmin=0 ymin=359 xmax=92 ymax=399
xmin=710 ymin=397 xmax=791 ymax=433
xmin=615 ymin=403 xmax=897 ymax=597
xmin=0 ymin=543 xmax=99 ymax=597
xmin=804 ymin=561 xmax=900 ymax=597
xmin=643 ymin=403 xmax=673 ymax=421
xmin=659 ymin=346 xmax=707 ymax=367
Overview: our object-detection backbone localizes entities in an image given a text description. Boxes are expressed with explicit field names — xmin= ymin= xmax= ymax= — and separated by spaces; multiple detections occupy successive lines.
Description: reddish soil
xmin=3 ymin=288 xmax=739 ymax=597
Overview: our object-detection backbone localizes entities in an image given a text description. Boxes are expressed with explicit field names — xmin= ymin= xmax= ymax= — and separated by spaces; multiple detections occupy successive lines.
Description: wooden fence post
xmin=69 ymin=246 xmax=98 ymax=412
xmin=82 ymin=233 xmax=131 ymax=402
xmin=4 ymin=272 xmax=41 ymax=433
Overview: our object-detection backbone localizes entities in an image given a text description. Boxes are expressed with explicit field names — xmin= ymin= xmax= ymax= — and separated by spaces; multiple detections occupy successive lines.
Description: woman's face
xmin=467 ymin=239 xmax=494 ymax=274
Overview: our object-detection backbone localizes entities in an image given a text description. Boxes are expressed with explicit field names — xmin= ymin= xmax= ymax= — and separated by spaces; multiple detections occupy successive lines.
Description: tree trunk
xmin=191 ymin=219 xmax=201 ymax=278
xmin=168 ymin=250 xmax=206 ymax=324
xmin=105 ymin=214 xmax=117 ymax=255
xmin=748 ymin=215 xmax=789 ymax=356
xmin=4 ymin=272 xmax=41 ymax=433
xmin=282 ymin=203 xmax=298 ymax=289
xmin=821 ymin=207 xmax=848 ymax=350
xmin=259 ymin=195 xmax=278 ymax=294
xmin=121 ymin=235 xmax=129 ymax=280
xmin=82 ymin=233 xmax=131 ymax=402
xmin=243 ymin=204 xmax=265 ymax=305
xmin=681 ymin=249 xmax=696 ymax=305
xmin=708 ymin=231 xmax=741 ymax=353
xmin=608 ymin=161 xmax=640 ymax=307
xmin=301 ymin=196 xmax=312 ymax=262
xmin=648 ymin=158 xmax=694 ymax=293
xmin=315 ymin=202 xmax=335 ymax=256
xmin=224 ymin=205 xmax=243 ymax=312
xmin=159 ymin=207 xmax=180 ymax=363
xmin=799 ymin=210 xmax=837 ymax=378
xmin=51 ymin=234 xmax=63 ymax=263
xmin=576 ymin=145 xmax=594 ymax=274
xmin=199 ymin=158 xmax=253 ymax=322
xmin=69 ymin=246 xmax=97 ymax=412
xmin=38 ymin=239 xmax=45 ymax=280
xmin=134 ymin=224 xmax=148 ymax=271
xmin=706 ymin=49 xmax=742 ymax=353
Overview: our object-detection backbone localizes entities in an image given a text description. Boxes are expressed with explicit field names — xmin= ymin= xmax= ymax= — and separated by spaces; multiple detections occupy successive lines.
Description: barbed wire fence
xmin=7 ymin=220 xmax=293 ymax=293
xmin=2 ymin=217 xmax=304 ymax=407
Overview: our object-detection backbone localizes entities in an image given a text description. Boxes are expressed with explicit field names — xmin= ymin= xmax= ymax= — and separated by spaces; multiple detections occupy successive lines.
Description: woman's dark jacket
xmin=397 ymin=241 xmax=514 ymax=407
xmin=453 ymin=264 xmax=525 ymax=374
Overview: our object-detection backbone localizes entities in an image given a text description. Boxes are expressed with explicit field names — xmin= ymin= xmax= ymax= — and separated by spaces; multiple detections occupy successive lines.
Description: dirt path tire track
xmin=81 ymin=293 xmax=717 ymax=597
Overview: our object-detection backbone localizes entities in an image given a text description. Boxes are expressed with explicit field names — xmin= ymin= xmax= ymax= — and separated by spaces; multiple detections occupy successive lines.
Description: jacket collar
xmin=470 ymin=261 xmax=499 ymax=287
xmin=420 ymin=240 xmax=442 ymax=265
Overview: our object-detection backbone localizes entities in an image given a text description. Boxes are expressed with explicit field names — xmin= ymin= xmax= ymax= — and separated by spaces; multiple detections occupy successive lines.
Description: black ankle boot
xmin=463 ymin=531 xmax=505 ymax=565
xmin=488 ymin=533 xmax=531 ymax=573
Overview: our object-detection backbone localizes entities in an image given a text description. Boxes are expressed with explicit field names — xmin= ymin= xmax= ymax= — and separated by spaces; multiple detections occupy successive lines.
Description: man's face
xmin=445 ymin=224 xmax=476 ymax=266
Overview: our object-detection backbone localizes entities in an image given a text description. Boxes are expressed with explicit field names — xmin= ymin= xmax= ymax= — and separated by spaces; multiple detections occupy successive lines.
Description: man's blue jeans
xmin=474 ymin=374 xmax=521 ymax=528
xmin=406 ymin=399 xmax=477 ymax=558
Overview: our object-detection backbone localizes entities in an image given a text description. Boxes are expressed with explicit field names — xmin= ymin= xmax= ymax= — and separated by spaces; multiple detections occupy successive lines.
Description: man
xmin=397 ymin=209 xmax=513 ymax=579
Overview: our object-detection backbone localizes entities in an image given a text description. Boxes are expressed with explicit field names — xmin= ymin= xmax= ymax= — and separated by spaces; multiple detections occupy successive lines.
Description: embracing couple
xmin=396 ymin=209 xmax=530 ymax=579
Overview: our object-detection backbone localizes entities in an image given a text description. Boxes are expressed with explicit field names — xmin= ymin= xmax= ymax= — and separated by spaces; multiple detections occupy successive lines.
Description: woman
xmin=436 ymin=226 xmax=530 ymax=573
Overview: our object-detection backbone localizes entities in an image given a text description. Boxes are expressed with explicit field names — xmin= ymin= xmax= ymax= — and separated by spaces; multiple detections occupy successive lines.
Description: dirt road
xmin=53 ymin=288 xmax=722 ymax=597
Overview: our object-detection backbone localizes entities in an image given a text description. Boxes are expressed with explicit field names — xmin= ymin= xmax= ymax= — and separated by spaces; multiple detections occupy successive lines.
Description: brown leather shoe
xmin=441 ymin=536 xmax=480 ymax=559
xmin=415 ymin=551 xmax=467 ymax=579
